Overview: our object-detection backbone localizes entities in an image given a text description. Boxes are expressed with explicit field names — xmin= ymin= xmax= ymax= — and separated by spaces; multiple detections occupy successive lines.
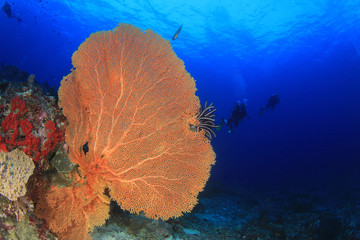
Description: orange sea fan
xmin=35 ymin=179 xmax=109 ymax=240
xmin=38 ymin=23 xmax=215 ymax=239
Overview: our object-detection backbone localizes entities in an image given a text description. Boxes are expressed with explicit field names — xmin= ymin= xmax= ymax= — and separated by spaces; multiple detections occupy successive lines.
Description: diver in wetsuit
xmin=1 ymin=2 xmax=21 ymax=22
xmin=258 ymin=94 xmax=280 ymax=116
xmin=217 ymin=99 xmax=250 ymax=133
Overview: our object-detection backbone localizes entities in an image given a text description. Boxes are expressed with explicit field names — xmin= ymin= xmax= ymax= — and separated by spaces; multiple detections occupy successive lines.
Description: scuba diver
xmin=258 ymin=94 xmax=280 ymax=116
xmin=217 ymin=99 xmax=250 ymax=133
xmin=1 ymin=1 xmax=21 ymax=22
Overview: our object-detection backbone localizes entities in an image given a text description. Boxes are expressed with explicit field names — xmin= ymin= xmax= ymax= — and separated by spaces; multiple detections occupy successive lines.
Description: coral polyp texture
xmin=0 ymin=92 xmax=66 ymax=164
xmin=0 ymin=149 xmax=35 ymax=201
xmin=36 ymin=23 xmax=215 ymax=239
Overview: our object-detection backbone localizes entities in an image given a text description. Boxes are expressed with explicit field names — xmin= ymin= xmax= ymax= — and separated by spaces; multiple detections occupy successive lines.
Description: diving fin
xmin=216 ymin=118 xmax=225 ymax=131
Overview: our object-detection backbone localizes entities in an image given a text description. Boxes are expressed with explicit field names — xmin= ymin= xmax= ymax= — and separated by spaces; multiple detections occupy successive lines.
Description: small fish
xmin=172 ymin=25 xmax=183 ymax=41
xmin=82 ymin=141 xmax=89 ymax=155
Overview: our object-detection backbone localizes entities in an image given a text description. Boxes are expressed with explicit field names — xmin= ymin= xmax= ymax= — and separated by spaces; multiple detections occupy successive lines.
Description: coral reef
xmin=0 ymin=95 xmax=65 ymax=163
xmin=51 ymin=145 xmax=76 ymax=174
xmin=0 ymin=67 xmax=359 ymax=240
xmin=0 ymin=195 xmax=55 ymax=240
xmin=0 ymin=66 xmax=65 ymax=240
xmin=0 ymin=149 xmax=35 ymax=201
xmin=36 ymin=23 xmax=215 ymax=239
xmin=0 ymin=64 xmax=30 ymax=83
xmin=0 ymin=75 xmax=66 ymax=164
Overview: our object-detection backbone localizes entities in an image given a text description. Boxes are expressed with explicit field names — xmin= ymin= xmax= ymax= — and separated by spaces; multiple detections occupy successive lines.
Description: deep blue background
xmin=1 ymin=0 xmax=359 ymax=193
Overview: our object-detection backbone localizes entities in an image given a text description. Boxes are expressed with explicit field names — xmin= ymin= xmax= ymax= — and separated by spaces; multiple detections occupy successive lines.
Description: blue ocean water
xmin=1 ymin=0 xmax=360 ymax=238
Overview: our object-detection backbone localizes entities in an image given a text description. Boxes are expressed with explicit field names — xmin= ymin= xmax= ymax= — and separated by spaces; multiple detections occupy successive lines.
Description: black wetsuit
xmin=227 ymin=103 xmax=249 ymax=132
xmin=1 ymin=2 xmax=12 ymax=18
xmin=259 ymin=94 xmax=280 ymax=115
xmin=1 ymin=2 xmax=21 ymax=22
xmin=266 ymin=94 xmax=280 ymax=109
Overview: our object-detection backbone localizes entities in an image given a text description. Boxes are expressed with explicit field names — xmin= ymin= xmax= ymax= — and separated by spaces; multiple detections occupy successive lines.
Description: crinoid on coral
xmin=193 ymin=101 xmax=217 ymax=140
xmin=36 ymin=23 xmax=216 ymax=240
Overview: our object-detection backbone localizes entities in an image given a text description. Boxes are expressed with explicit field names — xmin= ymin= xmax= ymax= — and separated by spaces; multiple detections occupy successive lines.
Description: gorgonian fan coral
xmin=36 ymin=23 xmax=215 ymax=240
